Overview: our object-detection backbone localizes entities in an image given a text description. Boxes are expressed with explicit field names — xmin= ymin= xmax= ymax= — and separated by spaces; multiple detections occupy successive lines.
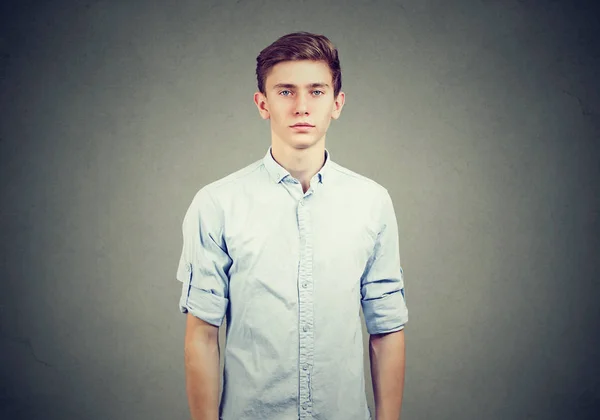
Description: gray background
xmin=1 ymin=0 xmax=599 ymax=419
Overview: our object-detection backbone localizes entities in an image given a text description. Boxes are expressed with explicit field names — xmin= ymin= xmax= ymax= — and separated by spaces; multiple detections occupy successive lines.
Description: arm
xmin=360 ymin=190 xmax=409 ymax=420
xmin=176 ymin=188 xmax=232 ymax=419
xmin=184 ymin=313 xmax=221 ymax=420
xmin=369 ymin=329 xmax=406 ymax=420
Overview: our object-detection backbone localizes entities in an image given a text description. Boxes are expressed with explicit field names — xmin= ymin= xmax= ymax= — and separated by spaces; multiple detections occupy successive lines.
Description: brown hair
xmin=256 ymin=31 xmax=342 ymax=98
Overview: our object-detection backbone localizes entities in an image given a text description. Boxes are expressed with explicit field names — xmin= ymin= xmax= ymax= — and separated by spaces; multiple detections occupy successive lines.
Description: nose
xmin=294 ymin=94 xmax=309 ymax=115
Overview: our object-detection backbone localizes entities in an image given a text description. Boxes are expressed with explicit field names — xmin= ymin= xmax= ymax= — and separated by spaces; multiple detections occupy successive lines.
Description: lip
xmin=290 ymin=123 xmax=315 ymax=127
xmin=290 ymin=125 xmax=314 ymax=132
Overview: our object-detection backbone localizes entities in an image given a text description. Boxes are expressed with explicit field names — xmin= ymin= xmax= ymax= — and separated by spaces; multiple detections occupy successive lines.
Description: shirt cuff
xmin=179 ymin=282 xmax=229 ymax=327
xmin=362 ymin=290 xmax=408 ymax=335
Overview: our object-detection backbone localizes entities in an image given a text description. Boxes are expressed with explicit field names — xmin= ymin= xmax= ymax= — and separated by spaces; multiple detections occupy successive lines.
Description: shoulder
xmin=327 ymin=161 xmax=396 ymax=230
xmin=328 ymin=160 xmax=390 ymax=200
xmin=188 ymin=157 xmax=264 ymax=207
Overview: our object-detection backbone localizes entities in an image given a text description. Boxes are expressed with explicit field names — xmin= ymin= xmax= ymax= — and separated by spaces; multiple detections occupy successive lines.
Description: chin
xmin=289 ymin=137 xmax=319 ymax=149
xmin=273 ymin=130 xmax=322 ymax=149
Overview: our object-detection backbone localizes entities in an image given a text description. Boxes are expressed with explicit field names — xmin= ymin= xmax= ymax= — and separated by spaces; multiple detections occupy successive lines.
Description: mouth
xmin=290 ymin=123 xmax=315 ymax=128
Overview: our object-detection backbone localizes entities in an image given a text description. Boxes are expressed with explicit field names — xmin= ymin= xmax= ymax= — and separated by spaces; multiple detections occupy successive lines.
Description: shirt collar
xmin=263 ymin=145 xmax=331 ymax=185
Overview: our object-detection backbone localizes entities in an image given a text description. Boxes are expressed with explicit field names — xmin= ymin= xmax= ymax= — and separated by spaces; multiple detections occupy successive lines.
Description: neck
xmin=270 ymin=139 xmax=326 ymax=188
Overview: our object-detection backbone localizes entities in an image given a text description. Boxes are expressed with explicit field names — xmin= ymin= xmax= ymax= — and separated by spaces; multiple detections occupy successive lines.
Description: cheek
xmin=271 ymin=104 xmax=290 ymax=120
xmin=317 ymin=109 xmax=334 ymax=126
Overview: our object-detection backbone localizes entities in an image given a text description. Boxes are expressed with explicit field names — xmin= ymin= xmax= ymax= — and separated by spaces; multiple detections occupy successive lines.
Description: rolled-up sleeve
xmin=176 ymin=187 xmax=232 ymax=327
xmin=360 ymin=189 xmax=409 ymax=335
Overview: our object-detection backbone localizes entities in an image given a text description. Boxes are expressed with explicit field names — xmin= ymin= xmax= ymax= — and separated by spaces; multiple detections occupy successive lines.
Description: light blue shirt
xmin=176 ymin=146 xmax=408 ymax=420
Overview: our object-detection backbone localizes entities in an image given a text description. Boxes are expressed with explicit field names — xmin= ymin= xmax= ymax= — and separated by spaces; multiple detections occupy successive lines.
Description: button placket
xmin=297 ymin=197 xmax=314 ymax=418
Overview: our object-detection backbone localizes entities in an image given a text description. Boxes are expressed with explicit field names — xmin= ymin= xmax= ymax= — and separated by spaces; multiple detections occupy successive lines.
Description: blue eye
xmin=279 ymin=90 xmax=324 ymax=96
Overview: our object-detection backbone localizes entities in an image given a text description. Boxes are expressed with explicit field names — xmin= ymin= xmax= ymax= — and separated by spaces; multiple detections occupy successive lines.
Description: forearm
xmin=369 ymin=329 xmax=406 ymax=420
xmin=184 ymin=338 xmax=221 ymax=420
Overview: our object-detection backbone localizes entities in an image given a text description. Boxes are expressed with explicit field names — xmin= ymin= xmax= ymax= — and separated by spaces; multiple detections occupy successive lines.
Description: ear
xmin=331 ymin=91 xmax=345 ymax=120
xmin=254 ymin=92 xmax=270 ymax=120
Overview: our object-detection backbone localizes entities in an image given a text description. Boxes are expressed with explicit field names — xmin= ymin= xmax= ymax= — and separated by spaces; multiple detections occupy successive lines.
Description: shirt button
xmin=303 ymin=364 xmax=308 ymax=370
xmin=302 ymin=404 xmax=308 ymax=410
xmin=302 ymin=283 xmax=307 ymax=288
xmin=303 ymin=325 xmax=308 ymax=332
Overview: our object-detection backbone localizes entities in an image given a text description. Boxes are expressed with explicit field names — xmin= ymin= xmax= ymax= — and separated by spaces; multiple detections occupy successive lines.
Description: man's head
xmin=253 ymin=32 xmax=345 ymax=151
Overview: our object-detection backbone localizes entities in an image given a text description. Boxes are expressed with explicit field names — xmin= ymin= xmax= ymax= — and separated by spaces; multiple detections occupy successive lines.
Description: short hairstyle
xmin=256 ymin=31 xmax=342 ymax=98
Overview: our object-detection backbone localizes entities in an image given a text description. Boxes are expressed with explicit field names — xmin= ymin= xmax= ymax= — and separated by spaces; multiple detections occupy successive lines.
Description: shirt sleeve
xmin=360 ymin=189 xmax=409 ymax=335
xmin=176 ymin=187 xmax=232 ymax=327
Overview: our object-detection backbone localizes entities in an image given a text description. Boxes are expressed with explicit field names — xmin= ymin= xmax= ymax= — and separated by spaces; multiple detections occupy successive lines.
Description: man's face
xmin=254 ymin=60 xmax=345 ymax=151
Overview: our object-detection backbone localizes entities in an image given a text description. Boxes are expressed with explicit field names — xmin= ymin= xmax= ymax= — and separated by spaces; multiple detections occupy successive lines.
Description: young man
xmin=177 ymin=32 xmax=408 ymax=420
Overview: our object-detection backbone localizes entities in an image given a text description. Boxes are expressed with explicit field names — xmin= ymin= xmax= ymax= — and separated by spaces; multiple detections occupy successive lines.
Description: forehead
xmin=266 ymin=60 xmax=333 ymax=87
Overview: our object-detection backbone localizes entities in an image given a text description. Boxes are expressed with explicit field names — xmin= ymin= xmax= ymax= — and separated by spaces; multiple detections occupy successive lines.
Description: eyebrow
xmin=272 ymin=83 xmax=330 ymax=90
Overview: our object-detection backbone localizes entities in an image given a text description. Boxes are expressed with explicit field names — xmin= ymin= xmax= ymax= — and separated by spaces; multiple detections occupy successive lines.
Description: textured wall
xmin=1 ymin=0 xmax=598 ymax=419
